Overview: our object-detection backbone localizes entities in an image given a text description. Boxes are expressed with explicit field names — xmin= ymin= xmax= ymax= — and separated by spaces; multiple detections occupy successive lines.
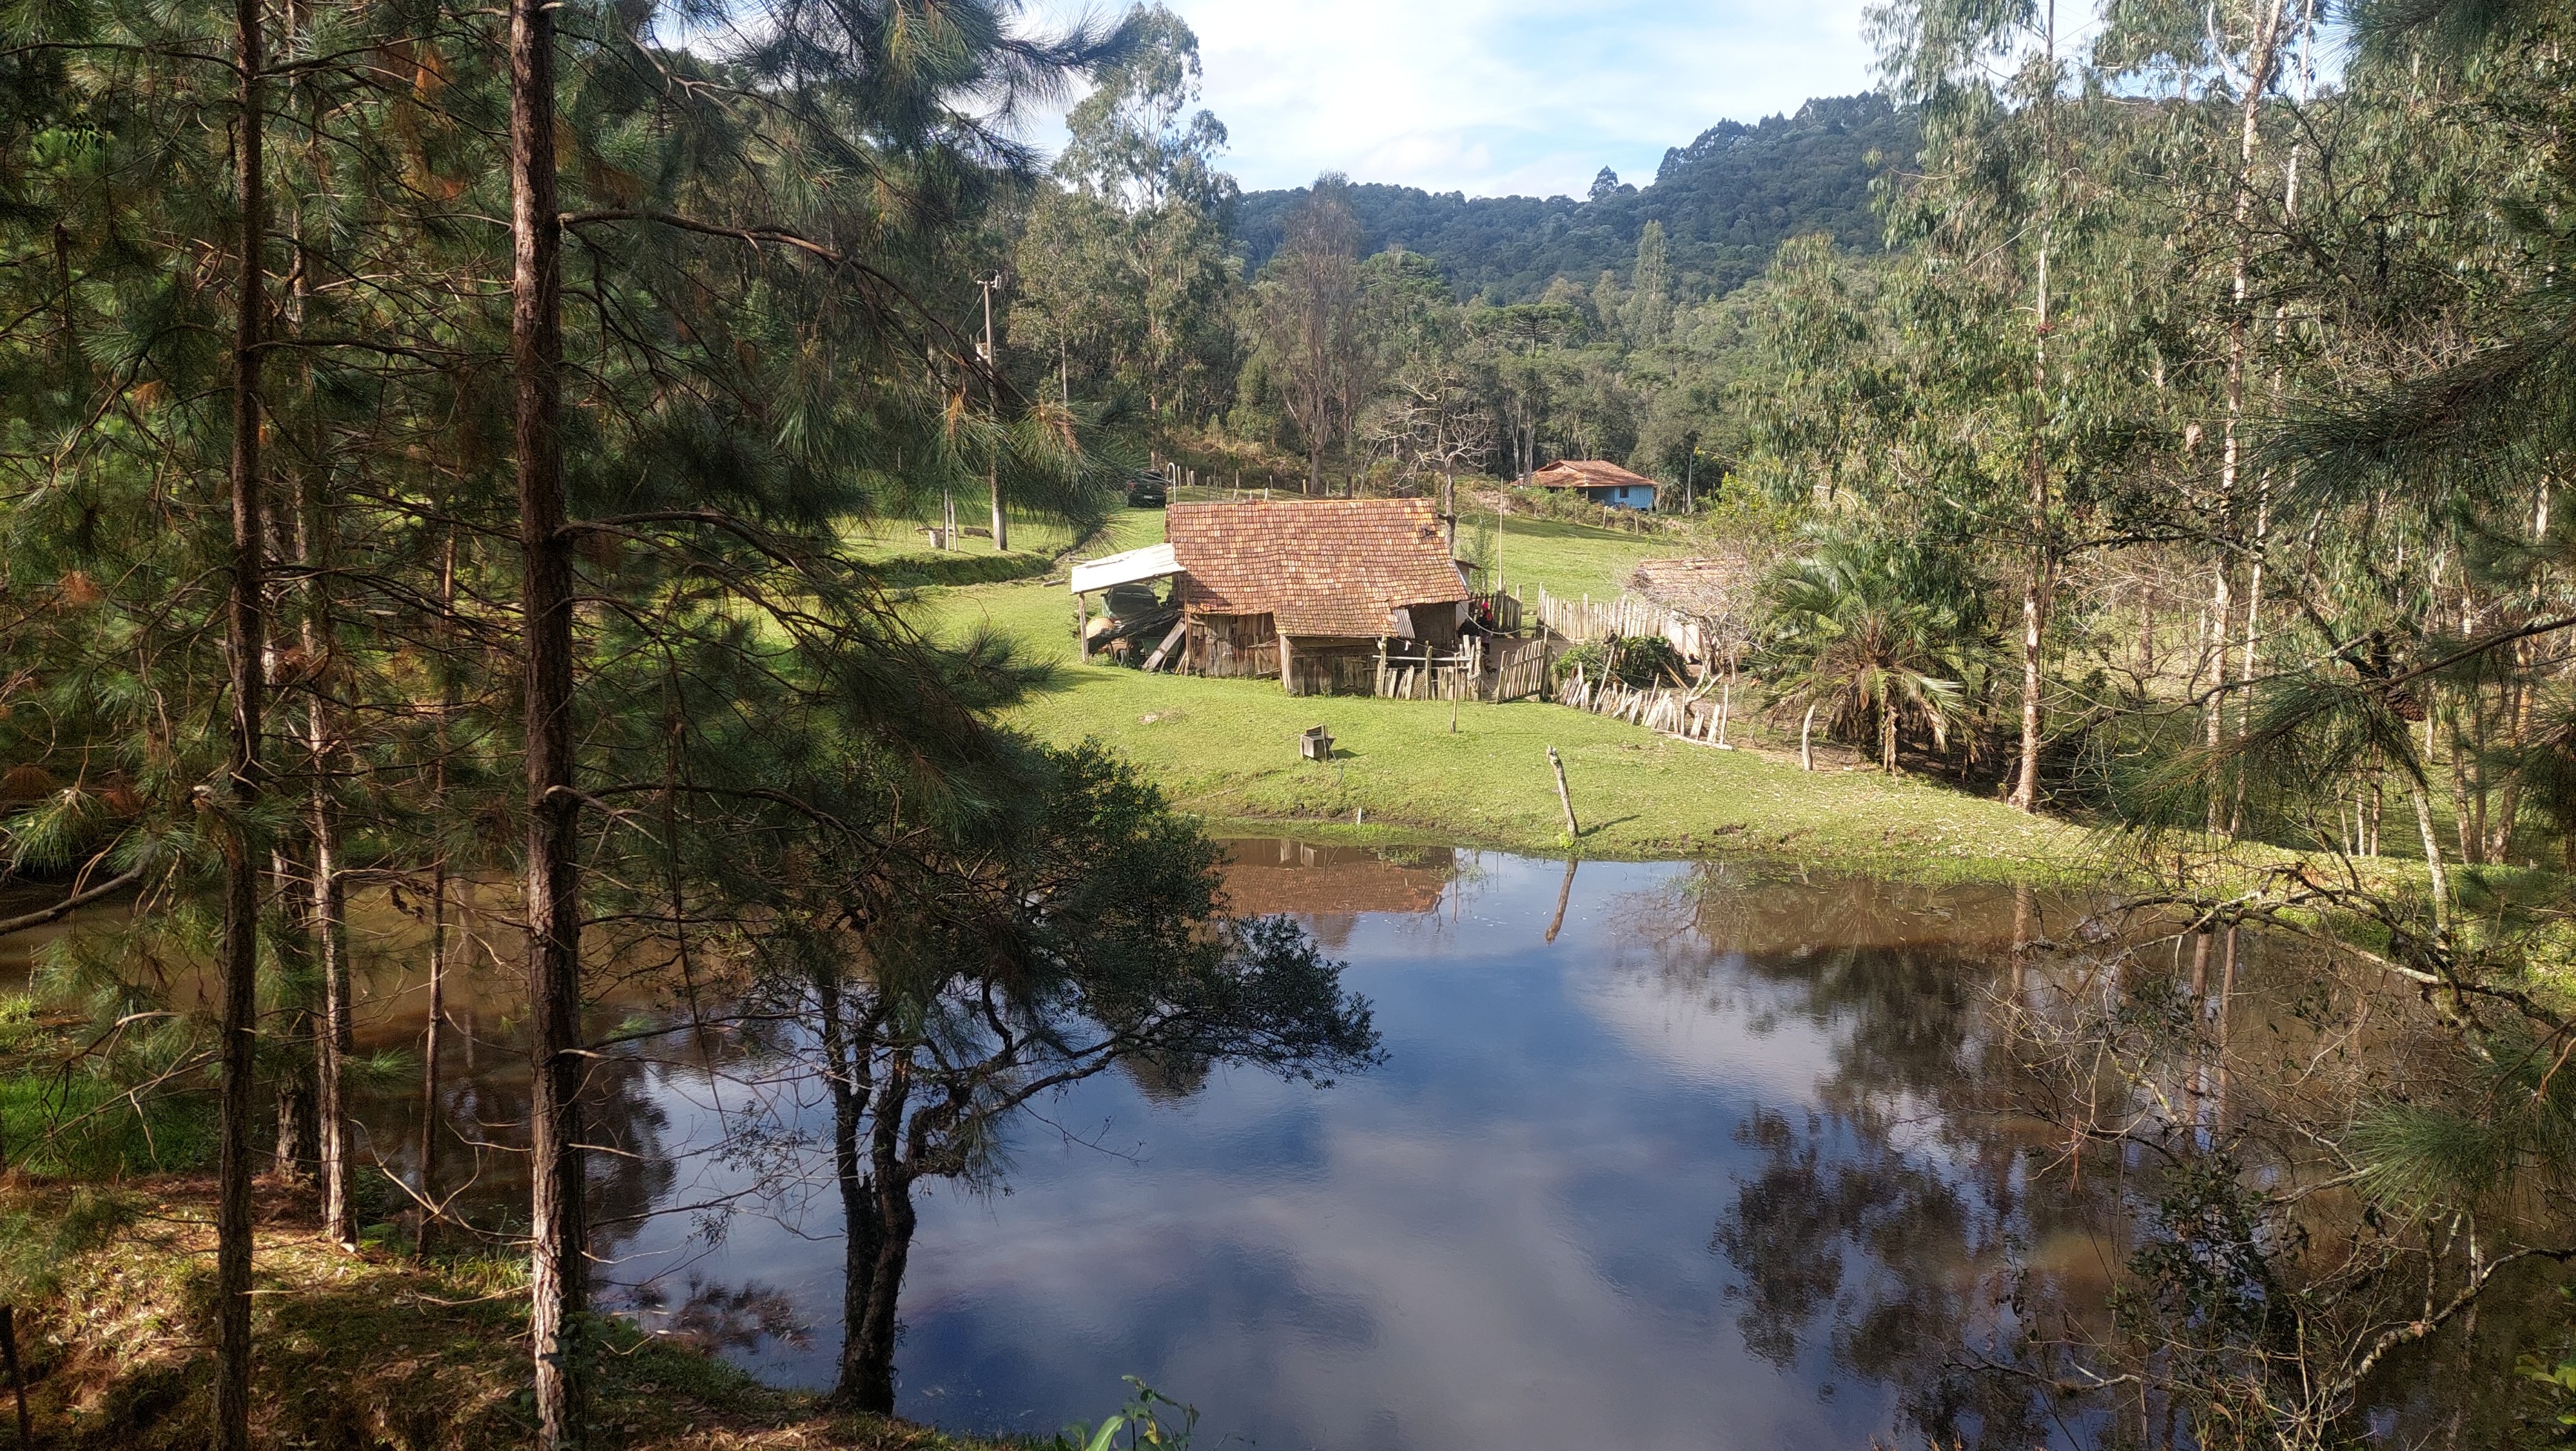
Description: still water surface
xmin=569 ymin=843 xmax=2095 ymax=1450
xmin=2 ymin=840 xmax=2123 ymax=1449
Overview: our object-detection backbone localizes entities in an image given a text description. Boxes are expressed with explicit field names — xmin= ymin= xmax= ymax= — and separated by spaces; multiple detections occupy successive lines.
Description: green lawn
xmin=914 ymin=519 xmax=2105 ymax=884
xmin=1481 ymin=514 xmax=1693 ymax=603
xmin=847 ymin=504 xmax=1167 ymax=587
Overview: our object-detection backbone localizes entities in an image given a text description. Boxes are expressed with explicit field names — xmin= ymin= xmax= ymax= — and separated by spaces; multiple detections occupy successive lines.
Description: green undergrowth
xmin=1 ymin=999 xmax=215 ymax=1181
xmin=0 ymin=1177 xmax=1027 ymax=1451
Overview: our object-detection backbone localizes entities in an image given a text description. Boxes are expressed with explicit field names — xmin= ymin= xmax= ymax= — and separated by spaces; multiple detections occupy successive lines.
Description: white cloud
xmin=1021 ymin=0 xmax=1880 ymax=196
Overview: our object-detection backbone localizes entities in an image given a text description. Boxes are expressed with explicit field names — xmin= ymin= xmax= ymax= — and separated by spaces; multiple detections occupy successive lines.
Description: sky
xmin=1021 ymin=1 xmax=1885 ymax=199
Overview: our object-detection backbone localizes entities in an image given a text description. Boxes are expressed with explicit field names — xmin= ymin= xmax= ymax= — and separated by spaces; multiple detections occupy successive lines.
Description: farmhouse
xmin=1529 ymin=459 xmax=1660 ymax=510
xmin=1069 ymin=498 xmax=1472 ymax=696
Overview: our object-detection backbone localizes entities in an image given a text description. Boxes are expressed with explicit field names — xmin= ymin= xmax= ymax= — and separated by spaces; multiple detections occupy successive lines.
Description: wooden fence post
xmin=1548 ymin=746 xmax=1579 ymax=841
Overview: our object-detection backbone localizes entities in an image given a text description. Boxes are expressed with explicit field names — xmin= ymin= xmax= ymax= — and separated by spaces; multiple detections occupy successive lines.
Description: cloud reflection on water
xmin=584 ymin=848 xmax=2049 ymax=1451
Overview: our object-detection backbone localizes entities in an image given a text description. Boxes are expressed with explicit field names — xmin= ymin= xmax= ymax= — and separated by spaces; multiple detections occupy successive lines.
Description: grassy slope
xmin=1 ymin=1178 xmax=1011 ymax=1451
xmin=1483 ymin=514 xmax=1691 ymax=601
xmin=844 ymin=507 xmax=1162 ymax=588
xmin=919 ymin=508 xmax=2104 ymax=885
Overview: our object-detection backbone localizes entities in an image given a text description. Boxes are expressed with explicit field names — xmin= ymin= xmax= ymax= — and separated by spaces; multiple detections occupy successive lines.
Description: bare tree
xmin=1252 ymin=177 xmax=1364 ymax=494
xmin=1365 ymin=365 xmax=1494 ymax=554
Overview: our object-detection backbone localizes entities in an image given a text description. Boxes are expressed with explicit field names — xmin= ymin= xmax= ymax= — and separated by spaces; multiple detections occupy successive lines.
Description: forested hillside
xmin=1229 ymin=94 xmax=1915 ymax=301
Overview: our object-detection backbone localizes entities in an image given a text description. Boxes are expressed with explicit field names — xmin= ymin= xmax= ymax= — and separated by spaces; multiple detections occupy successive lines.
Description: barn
xmin=1068 ymin=498 xmax=1471 ymax=696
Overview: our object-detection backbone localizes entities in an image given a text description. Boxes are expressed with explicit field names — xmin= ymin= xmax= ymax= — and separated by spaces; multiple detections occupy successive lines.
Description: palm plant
xmin=1756 ymin=528 xmax=1988 ymax=774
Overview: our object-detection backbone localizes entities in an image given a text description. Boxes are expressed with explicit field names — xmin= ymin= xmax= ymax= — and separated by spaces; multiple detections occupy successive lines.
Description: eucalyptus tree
xmin=2094 ymin=0 xmax=2323 ymax=834
xmin=1246 ymin=176 xmax=1366 ymax=493
xmin=1012 ymin=4 xmax=1239 ymax=425
xmin=1866 ymin=0 xmax=2121 ymax=811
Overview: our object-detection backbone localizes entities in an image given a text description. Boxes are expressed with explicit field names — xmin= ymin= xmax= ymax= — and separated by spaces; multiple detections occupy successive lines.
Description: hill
xmin=1229 ymin=94 xmax=1919 ymax=302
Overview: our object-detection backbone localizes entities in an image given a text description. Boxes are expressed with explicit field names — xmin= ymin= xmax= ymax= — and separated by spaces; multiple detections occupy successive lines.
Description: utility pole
xmin=978 ymin=273 xmax=1006 ymax=552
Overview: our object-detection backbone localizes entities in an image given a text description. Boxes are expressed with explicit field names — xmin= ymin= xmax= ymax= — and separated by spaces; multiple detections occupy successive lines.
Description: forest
xmin=7 ymin=0 xmax=2576 ymax=1447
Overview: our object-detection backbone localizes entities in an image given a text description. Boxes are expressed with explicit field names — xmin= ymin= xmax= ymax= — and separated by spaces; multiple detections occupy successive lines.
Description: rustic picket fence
xmin=1367 ymin=634 xmax=1552 ymax=704
xmin=1553 ymin=665 xmax=1738 ymax=745
xmin=1529 ymin=586 xmax=1708 ymax=663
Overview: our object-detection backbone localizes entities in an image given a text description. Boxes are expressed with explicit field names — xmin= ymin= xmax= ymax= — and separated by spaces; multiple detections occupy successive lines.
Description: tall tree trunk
xmin=269 ymin=856 xmax=317 ymax=1180
xmin=846 ymin=1060 xmax=915 ymax=1415
xmin=213 ymin=0 xmax=269 ymax=1440
xmin=2011 ymin=535 xmax=2050 ymax=811
xmin=2410 ymin=779 xmax=2453 ymax=941
xmin=299 ymin=479 xmax=357 ymax=1247
xmin=310 ymin=774 xmax=355 ymax=1244
xmin=2211 ymin=1 xmax=2287 ymax=838
xmin=2204 ymin=562 xmax=2232 ymax=836
xmin=510 ymin=0 xmax=586 ymax=1438
xmin=819 ymin=977 xmax=885 ymax=1408
xmin=420 ymin=528 xmax=458 ymax=1253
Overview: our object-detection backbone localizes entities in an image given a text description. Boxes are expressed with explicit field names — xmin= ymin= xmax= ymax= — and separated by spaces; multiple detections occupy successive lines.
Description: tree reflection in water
xmin=1668 ymin=863 xmax=2563 ymax=1450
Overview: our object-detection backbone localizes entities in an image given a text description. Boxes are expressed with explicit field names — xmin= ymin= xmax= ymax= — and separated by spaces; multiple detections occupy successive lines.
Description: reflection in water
xmin=31 ymin=845 xmax=2524 ymax=1449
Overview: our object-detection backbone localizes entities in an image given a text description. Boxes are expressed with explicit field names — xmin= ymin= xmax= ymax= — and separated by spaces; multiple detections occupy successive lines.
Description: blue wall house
xmin=1529 ymin=459 xmax=1660 ymax=511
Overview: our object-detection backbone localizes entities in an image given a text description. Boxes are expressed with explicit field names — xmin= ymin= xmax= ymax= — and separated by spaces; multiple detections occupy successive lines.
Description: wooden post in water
xmin=1548 ymin=746 xmax=1579 ymax=841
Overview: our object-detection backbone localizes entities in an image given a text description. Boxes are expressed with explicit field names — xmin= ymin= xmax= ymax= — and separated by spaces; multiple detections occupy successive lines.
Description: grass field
xmin=914 ymin=508 xmax=2104 ymax=884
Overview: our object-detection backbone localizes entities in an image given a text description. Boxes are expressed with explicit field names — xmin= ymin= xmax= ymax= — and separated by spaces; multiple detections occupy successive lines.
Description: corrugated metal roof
xmin=1167 ymin=498 xmax=1466 ymax=640
xmin=1068 ymin=542 xmax=1181 ymax=594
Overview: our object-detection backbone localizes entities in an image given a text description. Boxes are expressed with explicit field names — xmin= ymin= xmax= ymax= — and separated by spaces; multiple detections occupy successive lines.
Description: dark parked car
xmin=1125 ymin=473 xmax=1168 ymax=508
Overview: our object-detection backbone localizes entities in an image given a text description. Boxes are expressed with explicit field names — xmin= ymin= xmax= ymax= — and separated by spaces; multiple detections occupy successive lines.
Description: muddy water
xmin=0 ymin=848 xmax=2290 ymax=1448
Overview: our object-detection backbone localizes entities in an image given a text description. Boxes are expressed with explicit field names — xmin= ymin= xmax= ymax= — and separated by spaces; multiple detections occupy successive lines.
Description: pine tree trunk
xmin=846 ymin=1060 xmax=915 ymax=1415
xmin=213 ymin=0 xmax=268 ymax=1440
xmin=510 ymin=0 xmax=587 ymax=1438
xmin=819 ymin=976 xmax=885 ymax=1409
xmin=301 ymin=476 xmax=356 ymax=1246
xmin=310 ymin=775 xmax=355 ymax=1244
xmin=420 ymin=528 xmax=458 ymax=1253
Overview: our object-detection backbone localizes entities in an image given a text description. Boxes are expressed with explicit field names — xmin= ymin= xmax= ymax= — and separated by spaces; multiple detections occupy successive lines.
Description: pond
xmin=7 ymin=840 xmax=2511 ymax=1449
xmin=371 ymin=842 xmax=2121 ymax=1449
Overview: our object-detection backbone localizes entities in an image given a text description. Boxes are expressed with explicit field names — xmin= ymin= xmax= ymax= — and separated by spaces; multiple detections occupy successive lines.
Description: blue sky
xmin=1024 ymin=1 xmax=1887 ymax=198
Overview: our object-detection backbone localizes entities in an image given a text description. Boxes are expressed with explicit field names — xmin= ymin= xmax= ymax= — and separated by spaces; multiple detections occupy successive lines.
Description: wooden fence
xmin=1553 ymin=665 xmax=1737 ymax=744
xmin=1365 ymin=635 xmax=1553 ymax=704
xmin=1486 ymin=636 xmax=1550 ymax=702
xmin=1529 ymin=586 xmax=1708 ymax=664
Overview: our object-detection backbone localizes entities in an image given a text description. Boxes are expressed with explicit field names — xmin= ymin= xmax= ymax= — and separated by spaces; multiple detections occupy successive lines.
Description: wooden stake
xmin=2 ymin=1303 xmax=27 ymax=1448
xmin=1548 ymin=746 xmax=1579 ymax=840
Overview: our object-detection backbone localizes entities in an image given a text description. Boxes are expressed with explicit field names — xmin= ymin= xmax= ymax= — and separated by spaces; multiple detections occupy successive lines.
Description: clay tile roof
xmin=1531 ymin=459 xmax=1659 ymax=492
xmin=1166 ymin=498 xmax=1467 ymax=640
